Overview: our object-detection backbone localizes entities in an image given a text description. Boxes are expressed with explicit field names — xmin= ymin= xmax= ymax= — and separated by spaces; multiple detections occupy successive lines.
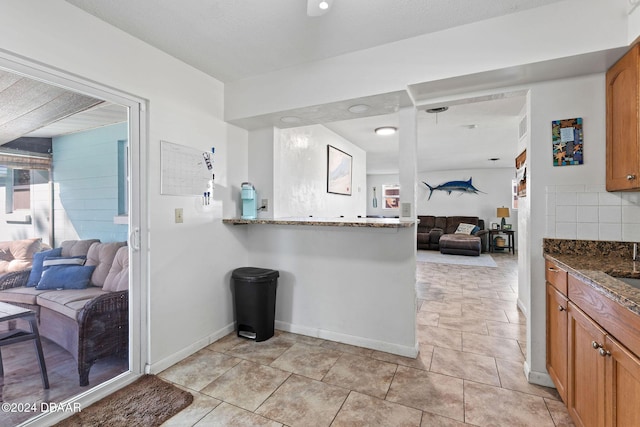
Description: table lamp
xmin=497 ymin=207 xmax=510 ymax=229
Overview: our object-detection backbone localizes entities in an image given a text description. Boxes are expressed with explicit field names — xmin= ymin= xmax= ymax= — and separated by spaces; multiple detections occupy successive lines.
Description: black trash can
xmin=232 ymin=267 xmax=279 ymax=342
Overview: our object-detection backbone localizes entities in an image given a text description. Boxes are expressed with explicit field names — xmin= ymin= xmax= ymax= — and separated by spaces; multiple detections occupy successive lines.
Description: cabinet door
xmin=606 ymin=44 xmax=640 ymax=191
xmin=547 ymin=283 xmax=568 ymax=402
xmin=568 ymin=302 xmax=606 ymax=427
xmin=605 ymin=336 xmax=640 ymax=427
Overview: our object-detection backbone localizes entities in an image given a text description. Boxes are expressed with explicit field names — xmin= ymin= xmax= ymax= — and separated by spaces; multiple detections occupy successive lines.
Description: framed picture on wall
xmin=327 ymin=145 xmax=352 ymax=195
xmin=382 ymin=184 xmax=400 ymax=209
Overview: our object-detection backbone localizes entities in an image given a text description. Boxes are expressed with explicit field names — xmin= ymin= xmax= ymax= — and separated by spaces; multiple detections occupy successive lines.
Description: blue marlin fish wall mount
xmin=422 ymin=178 xmax=485 ymax=200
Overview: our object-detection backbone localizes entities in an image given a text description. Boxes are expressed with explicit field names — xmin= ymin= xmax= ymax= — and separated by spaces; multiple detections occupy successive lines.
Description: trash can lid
xmin=232 ymin=267 xmax=279 ymax=281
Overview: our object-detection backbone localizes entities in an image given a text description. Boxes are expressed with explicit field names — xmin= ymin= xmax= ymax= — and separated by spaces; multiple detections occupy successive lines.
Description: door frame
xmin=0 ymin=48 xmax=149 ymax=424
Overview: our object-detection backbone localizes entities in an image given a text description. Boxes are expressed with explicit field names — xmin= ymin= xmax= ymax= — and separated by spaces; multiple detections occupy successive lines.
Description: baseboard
xmin=523 ymin=360 xmax=555 ymax=388
xmin=275 ymin=320 xmax=418 ymax=358
xmin=146 ymin=322 xmax=235 ymax=374
xmin=516 ymin=298 xmax=528 ymax=318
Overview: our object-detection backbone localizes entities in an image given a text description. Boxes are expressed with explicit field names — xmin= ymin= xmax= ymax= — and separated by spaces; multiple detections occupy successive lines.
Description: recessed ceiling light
xmin=307 ymin=0 xmax=332 ymax=16
xmin=375 ymin=126 xmax=397 ymax=136
xmin=426 ymin=107 xmax=449 ymax=114
xmin=463 ymin=124 xmax=478 ymax=129
xmin=280 ymin=116 xmax=301 ymax=124
xmin=348 ymin=104 xmax=370 ymax=113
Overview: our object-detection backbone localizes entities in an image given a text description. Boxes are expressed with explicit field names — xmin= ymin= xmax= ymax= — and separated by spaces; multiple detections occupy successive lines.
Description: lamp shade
xmin=496 ymin=207 xmax=510 ymax=218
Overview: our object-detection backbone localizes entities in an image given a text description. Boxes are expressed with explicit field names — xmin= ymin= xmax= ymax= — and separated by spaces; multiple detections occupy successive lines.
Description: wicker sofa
xmin=417 ymin=215 xmax=488 ymax=253
xmin=0 ymin=239 xmax=129 ymax=386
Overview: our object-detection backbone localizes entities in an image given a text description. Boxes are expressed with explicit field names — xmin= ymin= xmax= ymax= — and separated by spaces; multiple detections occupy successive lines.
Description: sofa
xmin=0 ymin=238 xmax=129 ymax=386
xmin=417 ymin=216 xmax=488 ymax=254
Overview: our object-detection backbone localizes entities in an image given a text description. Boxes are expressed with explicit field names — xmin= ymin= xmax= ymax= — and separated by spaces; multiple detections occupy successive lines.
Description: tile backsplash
xmin=546 ymin=185 xmax=640 ymax=241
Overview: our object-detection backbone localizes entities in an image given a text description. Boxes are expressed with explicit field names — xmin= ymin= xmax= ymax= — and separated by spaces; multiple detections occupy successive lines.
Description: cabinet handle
xmin=627 ymin=174 xmax=637 ymax=181
xmin=592 ymin=341 xmax=602 ymax=350
xmin=599 ymin=348 xmax=611 ymax=357
xmin=548 ymin=267 xmax=559 ymax=272
xmin=558 ymin=305 xmax=566 ymax=312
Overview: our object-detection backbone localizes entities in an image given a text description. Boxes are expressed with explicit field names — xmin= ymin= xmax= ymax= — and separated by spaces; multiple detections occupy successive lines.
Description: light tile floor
xmin=159 ymin=253 xmax=574 ymax=426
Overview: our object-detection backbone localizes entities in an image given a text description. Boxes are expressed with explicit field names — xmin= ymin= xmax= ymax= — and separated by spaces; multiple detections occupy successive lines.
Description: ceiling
xmin=325 ymin=93 xmax=526 ymax=174
xmin=64 ymin=0 xmax=564 ymax=84
xmin=0 ymin=69 xmax=128 ymax=148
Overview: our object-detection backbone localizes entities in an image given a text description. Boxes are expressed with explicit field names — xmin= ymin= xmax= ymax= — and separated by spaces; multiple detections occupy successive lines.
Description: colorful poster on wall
xmin=552 ymin=117 xmax=583 ymax=166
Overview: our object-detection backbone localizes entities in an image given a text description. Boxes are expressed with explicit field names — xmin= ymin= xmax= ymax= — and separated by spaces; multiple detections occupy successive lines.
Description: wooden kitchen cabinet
xmin=604 ymin=335 xmax=640 ymax=427
xmin=546 ymin=283 xmax=568 ymax=402
xmin=546 ymin=263 xmax=640 ymax=427
xmin=606 ymin=44 xmax=640 ymax=191
xmin=567 ymin=302 xmax=606 ymax=427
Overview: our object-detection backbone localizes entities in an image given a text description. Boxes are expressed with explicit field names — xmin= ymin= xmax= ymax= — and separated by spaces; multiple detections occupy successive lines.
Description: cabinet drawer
xmin=546 ymin=260 xmax=568 ymax=295
xmin=568 ymin=274 xmax=640 ymax=358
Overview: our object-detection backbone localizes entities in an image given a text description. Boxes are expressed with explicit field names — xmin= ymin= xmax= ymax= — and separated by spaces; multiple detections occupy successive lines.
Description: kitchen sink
xmin=619 ymin=277 xmax=640 ymax=290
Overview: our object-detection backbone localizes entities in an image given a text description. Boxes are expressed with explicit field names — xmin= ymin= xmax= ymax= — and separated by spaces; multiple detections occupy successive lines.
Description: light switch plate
xmin=175 ymin=208 xmax=184 ymax=223
xmin=401 ymin=202 xmax=411 ymax=217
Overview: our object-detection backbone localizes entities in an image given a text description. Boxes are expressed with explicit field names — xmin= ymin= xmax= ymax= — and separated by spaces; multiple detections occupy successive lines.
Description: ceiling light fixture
xmin=280 ymin=116 xmax=301 ymax=124
xmin=375 ymin=126 xmax=397 ymax=136
xmin=307 ymin=0 xmax=333 ymax=16
xmin=348 ymin=104 xmax=370 ymax=113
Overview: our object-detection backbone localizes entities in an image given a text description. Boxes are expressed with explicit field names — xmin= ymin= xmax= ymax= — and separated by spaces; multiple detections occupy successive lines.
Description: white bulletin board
xmin=160 ymin=140 xmax=213 ymax=196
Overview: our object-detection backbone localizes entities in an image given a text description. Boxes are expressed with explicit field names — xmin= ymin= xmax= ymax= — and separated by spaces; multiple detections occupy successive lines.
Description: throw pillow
xmin=36 ymin=265 xmax=96 ymax=290
xmin=454 ymin=223 xmax=477 ymax=235
xmin=26 ymin=248 xmax=63 ymax=287
xmin=42 ymin=256 xmax=86 ymax=268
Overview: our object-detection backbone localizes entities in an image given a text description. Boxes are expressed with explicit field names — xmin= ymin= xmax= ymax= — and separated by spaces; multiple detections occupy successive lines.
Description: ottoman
xmin=439 ymin=234 xmax=481 ymax=256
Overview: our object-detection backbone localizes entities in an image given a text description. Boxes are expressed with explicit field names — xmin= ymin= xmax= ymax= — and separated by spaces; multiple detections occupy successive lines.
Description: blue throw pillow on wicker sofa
xmin=26 ymin=247 xmax=63 ymax=287
xmin=36 ymin=265 xmax=96 ymax=290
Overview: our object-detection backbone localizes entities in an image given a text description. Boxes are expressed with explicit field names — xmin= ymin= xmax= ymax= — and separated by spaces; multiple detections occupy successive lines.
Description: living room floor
xmin=158 ymin=252 xmax=574 ymax=426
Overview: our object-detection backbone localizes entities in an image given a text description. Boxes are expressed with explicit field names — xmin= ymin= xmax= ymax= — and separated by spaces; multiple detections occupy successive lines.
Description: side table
xmin=0 ymin=302 xmax=49 ymax=389
xmin=488 ymin=229 xmax=516 ymax=255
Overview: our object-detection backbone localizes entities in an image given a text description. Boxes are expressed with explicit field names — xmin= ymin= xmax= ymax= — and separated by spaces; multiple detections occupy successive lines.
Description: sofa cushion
xmin=86 ymin=241 xmax=126 ymax=287
xmin=36 ymin=265 xmax=96 ymax=290
xmin=0 ymin=238 xmax=42 ymax=273
xmin=0 ymin=287 xmax=50 ymax=305
xmin=60 ymin=239 xmax=100 ymax=258
xmin=36 ymin=287 xmax=108 ymax=319
xmin=103 ymin=246 xmax=129 ymax=292
xmin=27 ymin=247 xmax=63 ymax=287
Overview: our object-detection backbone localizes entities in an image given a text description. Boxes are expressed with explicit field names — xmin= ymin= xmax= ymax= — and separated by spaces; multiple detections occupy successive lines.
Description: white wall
xmin=247 ymin=224 xmax=417 ymax=356
xmin=248 ymin=127 xmax=275 ymax=219
xmin=275 ymin=125 xmax=366 ymax=218
xmin=0 ymin=0 xmax=249 ymax=373
xmin=526 ymin=73 xmax=616 ymax=385
xmin=416 ymin=168 xmax=517 ymax=230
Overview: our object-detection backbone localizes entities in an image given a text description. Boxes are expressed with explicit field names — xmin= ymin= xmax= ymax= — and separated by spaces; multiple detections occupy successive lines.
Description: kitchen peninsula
xmin=223 ymin=216 xmax=418 ymax=357
xmin=223 ymin=217 xmax=414 ymax=228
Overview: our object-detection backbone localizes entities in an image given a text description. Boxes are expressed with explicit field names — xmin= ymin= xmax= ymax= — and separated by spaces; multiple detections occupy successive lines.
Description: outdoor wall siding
xmin=52 ymin=122 xmax=127 ymax=244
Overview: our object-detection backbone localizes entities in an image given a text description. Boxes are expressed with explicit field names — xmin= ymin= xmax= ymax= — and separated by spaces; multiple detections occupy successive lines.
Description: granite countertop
xmin=222 ymin=217 xmax=415 ymax=228
xmin=543 ymin=252 xmax=640 ymax=316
